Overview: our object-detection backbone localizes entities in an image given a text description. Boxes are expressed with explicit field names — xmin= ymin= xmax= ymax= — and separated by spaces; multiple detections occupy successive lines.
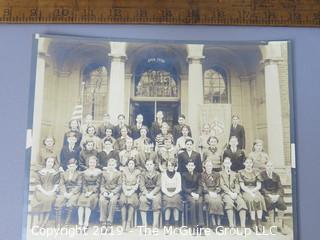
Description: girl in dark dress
xmin=55 ymin=158 xmax=81 ymax=227
xmin=77 ymin=156 xmax=102 ymax=232
xmin=239 ymin=158 xmax=266 ymax=232
xmin=119 ymin=159 xmax=141 ymax=232
xmin=31 ymin=157 xmax=60 ymax=227
xmin=201 ymin=161 xmax=224 ymax=229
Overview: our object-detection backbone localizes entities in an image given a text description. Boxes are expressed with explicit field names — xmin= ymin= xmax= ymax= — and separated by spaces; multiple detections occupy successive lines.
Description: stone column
xmin=187 ymin=44 xmax=204 ymax=142
xmin=239 ymin=75 xmax=255 ymax=150
xmin=261 ymin=42 xmax=285 ymax=167
xmin=30 ymin=35 xmax=50 ymax=163
xmin=108 ymin=42 xmax=127 ymax=124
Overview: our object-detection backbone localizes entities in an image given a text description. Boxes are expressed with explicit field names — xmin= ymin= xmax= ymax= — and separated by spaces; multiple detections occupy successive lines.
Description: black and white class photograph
xmin=24 ymin=34 xmax=295 ymax=240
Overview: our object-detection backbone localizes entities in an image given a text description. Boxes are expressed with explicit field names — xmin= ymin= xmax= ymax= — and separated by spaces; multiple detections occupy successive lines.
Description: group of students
xmin=30 ymin=112 xmax=288 ymax=235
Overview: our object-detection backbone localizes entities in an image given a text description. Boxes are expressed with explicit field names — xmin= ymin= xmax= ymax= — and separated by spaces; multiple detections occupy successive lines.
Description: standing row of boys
xmin=30 ymin=111 xmax=288 ymax=235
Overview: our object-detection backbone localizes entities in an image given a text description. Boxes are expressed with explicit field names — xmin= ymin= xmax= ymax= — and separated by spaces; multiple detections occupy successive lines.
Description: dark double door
xmin=130 ymin=101 xmax=180 ymax=129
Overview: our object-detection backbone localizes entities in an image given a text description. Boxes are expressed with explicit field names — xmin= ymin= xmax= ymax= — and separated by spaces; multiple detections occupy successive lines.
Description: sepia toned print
xmin=24 ymin=34 xmax=295 ymax=239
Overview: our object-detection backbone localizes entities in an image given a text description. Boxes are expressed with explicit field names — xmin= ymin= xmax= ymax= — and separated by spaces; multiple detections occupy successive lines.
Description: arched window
xmin=82 ymin=65 xmax=108 ymax=120
xmin=135 ymin=70 xmax=178 ymax=97
xmin=203 ymin=66 xmax=228 ymax=103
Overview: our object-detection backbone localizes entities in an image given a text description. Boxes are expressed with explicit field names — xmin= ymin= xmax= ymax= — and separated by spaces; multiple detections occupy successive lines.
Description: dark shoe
xmin=83 ymin=225 xmax=89 ymax=233
xmin=278 ymin=226 xmax=288 ymax=235
xmin=257 ymin=219 xmax=263 ymax=232
xmin=251 ymin=220 xmax=257 ymax=232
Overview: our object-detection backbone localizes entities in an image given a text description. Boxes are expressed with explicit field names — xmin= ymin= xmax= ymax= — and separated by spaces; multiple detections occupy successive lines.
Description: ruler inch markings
xmin=0 ymin=0 xmax=319 ymax=26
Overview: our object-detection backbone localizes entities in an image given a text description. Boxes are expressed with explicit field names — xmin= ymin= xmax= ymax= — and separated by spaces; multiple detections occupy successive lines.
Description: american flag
xmin=71 ymin=104 xmax=83 ymax=122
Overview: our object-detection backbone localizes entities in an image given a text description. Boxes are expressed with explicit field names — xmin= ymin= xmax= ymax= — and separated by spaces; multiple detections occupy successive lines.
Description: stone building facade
xmin=31 ymin=35 xmax=292 ymax=169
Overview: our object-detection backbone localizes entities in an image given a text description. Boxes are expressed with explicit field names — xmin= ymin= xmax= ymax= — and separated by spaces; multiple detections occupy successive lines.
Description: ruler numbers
xmin=0 ymin=0 xmax=319 ymax=26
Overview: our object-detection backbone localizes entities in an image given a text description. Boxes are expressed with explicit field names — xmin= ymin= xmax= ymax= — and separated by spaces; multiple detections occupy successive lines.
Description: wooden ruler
xmin=0 ymin=0 xmax=320 ymax=26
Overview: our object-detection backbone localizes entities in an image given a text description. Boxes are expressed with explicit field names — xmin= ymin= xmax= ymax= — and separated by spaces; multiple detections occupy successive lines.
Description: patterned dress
xmin=201 ymin=171 xmax=224 ymax=215
xmin=77 ymin=168 xmax=102 ymax=210
xmin=55 ymin=170 xmax=81 ymax=208
xmin=239 ymin=169 xmax=266 ymax=212
xmin=248 ymin=151 xmax=269 ymax=172
xmin=119 ymin=167 xmax=141 ymax=208
xmin=31 ymin=168 xmax=60 ymax=212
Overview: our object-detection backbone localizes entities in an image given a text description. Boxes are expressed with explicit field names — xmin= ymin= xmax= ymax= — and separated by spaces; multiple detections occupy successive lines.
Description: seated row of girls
xmin=31 ymin=151 xmax=286 ymax=235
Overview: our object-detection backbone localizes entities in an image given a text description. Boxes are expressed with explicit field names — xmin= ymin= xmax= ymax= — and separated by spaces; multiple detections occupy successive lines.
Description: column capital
xmin=239 ymin=74 xmax=256 ymax=82
xmin=259 ymin=41 xmax=284 ymax=64
xmin=187 ymin=44 xmax=205 ymax=63
xmin=109 ymin=42 xmax=127 ymax=59
xmin=261 ymin=58 xmax=282 ymax=66
xmin=36 ymin=35 xmax=50 ymax=58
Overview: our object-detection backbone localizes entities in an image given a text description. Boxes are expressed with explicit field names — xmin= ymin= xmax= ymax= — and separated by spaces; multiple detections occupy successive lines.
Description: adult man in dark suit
xmin=172 ymin=114 xmax=192 ymax=144
xmin=177 ymin=139 xmax=202 ymax=173
xmin=229 ymin=115 xmax=246 ymax=150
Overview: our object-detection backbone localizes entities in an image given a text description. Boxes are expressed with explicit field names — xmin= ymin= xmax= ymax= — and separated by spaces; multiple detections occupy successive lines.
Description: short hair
xmin=181 ymin=125 xmax=189 ymax=131
xmin=117 ymin=114 xmax=125 ymax=119
xmin=66 ymin=132 xmax=77 ymax=138
xmin=167 ymin=159 xmax=177 ymax=167
xmin=179 ymin=114 xmax=186 ymax=119
xmin=120 ymin=126 xmax=128 ymax=131
xmin=252 ymin=139 xmax=264 ymax=151
xmin=84 ymin=140 xmax=95 ymax=149
xmin=44 ymin=156 xmax=57 ymax=164
xmin=244 ymin=158 xmax=253 ymax=164
xmin=88 ymin=155 xmax=98 ymax=162
xmin=229 ymin=136 xmax=238 ymax=142
xmin=42 ymin=136 xmax=56 ymax=146
xmin=127 ymin=158 xmax=136 ymax=166
xmin=207 ymin=136 xmax=219 ymax=145
xmin=108 ymin=158 xmax=117 ymax=165
xmin=67 ymin=158 xmax=77 ymax=165
xmin=68 ymin=119 xmax=80 ymax=130
xmin=145 ymin=158 xmax=155 ymax=165
xmin=185 ymin=138 xmax=194 ymax=145
xmin=103 ymin=138 xmax=114 ymax=144
xmin=232 ymin=114 xmax=240 ymax=119
xmin=140 ymin=125 xmax=149 ymax=133
xmin=162 ymin=122 xmax=169 ymax=128
xmin=164 ymin=135 xmax=173 ymax=143
xmin=86 ymin=125 xmax=96 ymax=134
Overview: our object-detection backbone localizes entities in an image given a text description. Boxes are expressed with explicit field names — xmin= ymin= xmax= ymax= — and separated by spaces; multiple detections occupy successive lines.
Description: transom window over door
xmin=135 ymin=70 xmax=178 ymax=97
xmin=82 ymin=65 xmax=108 ymax=120
xmin=203 ymin=66 xmax=229 ymax=104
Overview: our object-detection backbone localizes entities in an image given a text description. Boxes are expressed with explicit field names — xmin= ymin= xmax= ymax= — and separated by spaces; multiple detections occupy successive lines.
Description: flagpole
xmin=80 ymin=81 xmax=85 ymax=125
